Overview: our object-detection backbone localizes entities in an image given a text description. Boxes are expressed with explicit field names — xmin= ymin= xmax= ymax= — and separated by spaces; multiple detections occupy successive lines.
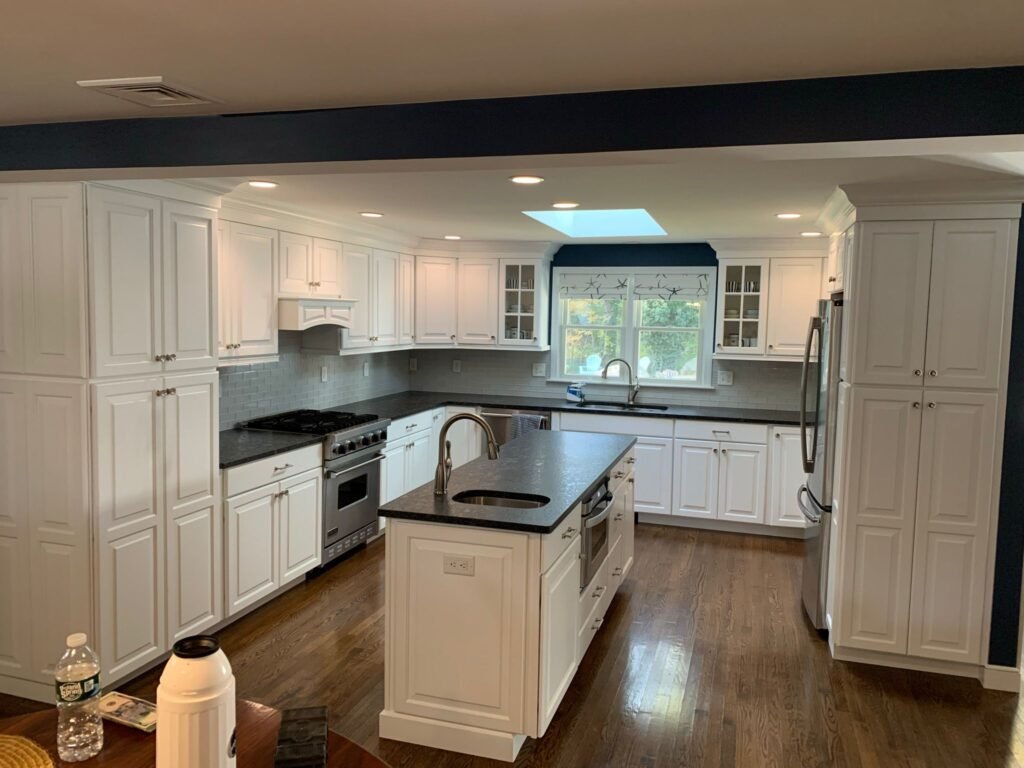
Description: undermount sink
xmin=575 ymin=401 xmax=669 ymax=411
xmin=451 ymin=490 xmax=550 ymax=509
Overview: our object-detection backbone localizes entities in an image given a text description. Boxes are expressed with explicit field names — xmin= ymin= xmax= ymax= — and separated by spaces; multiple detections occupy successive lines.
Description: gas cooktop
xmin=241 ymin=409 xmax=379 ymax=435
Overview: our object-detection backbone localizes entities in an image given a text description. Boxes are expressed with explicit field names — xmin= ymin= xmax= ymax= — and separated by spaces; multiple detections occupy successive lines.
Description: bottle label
xmin=56 ymin=673 xmax=100 ymax=703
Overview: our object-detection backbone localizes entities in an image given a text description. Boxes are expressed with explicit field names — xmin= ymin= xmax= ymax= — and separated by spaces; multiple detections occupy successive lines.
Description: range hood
xmin=278 ymin=297 xmax=358 ymax=331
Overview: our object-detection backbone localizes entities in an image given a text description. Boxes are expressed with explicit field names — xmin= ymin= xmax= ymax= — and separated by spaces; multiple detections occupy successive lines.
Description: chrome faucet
xmin=601 ymin=357 xmax=639 ymax=405
xmin=434 ymin=413 xmax=500 ymax=496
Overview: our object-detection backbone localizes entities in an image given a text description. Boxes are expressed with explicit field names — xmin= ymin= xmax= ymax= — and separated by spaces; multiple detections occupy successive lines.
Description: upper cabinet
xmin=277 ymin=233 xmax=345 ymax=299
xmin=765 ymin=258 xmax=823 ymax=357
xmin=847 ymin=219 xmax=1013 ymax=390
xmin=416 ymin=256 xmax=458 ymax=345
xmin=220 ymin=222 xmax=278 ymax=360
xmin=457 ymin=259 xmax=499 ymax=345
xmin=339 ymin=246 xmax=401 ymax=349
xmin=399 ymin=254 xmax=415 ymax=345
xmin=89 ymin=187 xmax=217 ymax=377
xmin=500 ymin=259 xmax=549 ymax=348
xmin=716 ymin=258 xmax=768 ymax=356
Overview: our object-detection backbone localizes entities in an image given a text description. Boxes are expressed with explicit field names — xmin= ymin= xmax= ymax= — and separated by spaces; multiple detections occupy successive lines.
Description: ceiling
xmin=3 ymin=0 xmax=1024 ymax=125
xmin=215 ymin=146 xmax=1023 ymax=242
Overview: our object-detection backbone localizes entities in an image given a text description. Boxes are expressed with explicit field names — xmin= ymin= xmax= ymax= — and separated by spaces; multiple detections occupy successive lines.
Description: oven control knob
xmin=341 ymin=440 xmax=355 ymax=454
xmin=370 ymin=431 xmax=381 ymax=443
xmin=356 ymin=435 xmax=367 ymax=447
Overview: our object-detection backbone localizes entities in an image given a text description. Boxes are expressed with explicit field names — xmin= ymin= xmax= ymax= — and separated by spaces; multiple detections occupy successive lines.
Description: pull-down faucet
xmin=601 ymin=357 xmax=640 ymax=405
xmin=434 ymin=413 xmax=500 ymax=496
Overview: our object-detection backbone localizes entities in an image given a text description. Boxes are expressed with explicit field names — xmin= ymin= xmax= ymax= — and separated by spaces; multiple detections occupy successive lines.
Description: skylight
xmin=522 ymin=208 xmax=666 ymax=238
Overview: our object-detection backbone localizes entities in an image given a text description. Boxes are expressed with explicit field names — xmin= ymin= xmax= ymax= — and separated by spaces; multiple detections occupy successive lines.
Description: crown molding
xmin=707 ymin=237 xmax=828 ymax=255
xmin=91 ymin=179 xmax=224 ymax=208
xmin=816 ymin=187 xmax=857 ymax=235
xmin=415 ymin=239 xmax=558 ymax=259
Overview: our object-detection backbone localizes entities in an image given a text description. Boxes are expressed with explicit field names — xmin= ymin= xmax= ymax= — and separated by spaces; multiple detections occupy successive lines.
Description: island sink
xmin=452 ymin=490 xmax=550 ymax=508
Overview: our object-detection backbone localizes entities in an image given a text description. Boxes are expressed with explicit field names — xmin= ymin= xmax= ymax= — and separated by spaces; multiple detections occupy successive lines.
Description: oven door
xmin=323 ymin=453 xmax=383 ymax=549
xmin=581 ymin=493 xmax=613 ymax=589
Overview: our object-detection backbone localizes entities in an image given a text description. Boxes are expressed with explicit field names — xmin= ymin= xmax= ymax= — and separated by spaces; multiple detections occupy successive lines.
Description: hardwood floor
xmin=3 ymin=524 xmax=1022 ymax=767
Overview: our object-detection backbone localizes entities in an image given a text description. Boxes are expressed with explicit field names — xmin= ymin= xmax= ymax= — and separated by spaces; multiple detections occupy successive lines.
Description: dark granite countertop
xmin=379 ymin=430 xmax=635 ymax=533
xmin=330 ymin=390 xmax=801 ymax=426
xmin=220 ymin=429 xmax=323 ymax=469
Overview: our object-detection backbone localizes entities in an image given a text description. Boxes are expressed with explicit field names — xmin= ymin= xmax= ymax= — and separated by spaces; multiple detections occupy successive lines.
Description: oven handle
xmin=584 ymin=496 xmax=613 ymax=529
xmin=326 ymin=453 xmax=384 ymax=479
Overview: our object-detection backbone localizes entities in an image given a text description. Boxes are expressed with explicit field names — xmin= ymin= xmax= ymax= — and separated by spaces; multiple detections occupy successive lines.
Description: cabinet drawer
xmin=577 ymin=557 xmax=610 ymax=663
xmin=558 ymin=412 xmax=674 ymax=438
xmin=674 ymin=419 xmax=768 ymax=444
xmin=389 ymin=411 xmax=432 ymax=439
xmin=225 ymin=444 xmax=322 ymax=497
xmin=608 ymin=449 xmax=635 ymax=493
xmin=541 ymin=504 xmax=582 ymax=575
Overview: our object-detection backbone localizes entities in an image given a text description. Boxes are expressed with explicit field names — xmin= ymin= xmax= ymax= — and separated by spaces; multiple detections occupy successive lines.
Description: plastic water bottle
xmin=55 ymin=633 xmax=104 ymax=762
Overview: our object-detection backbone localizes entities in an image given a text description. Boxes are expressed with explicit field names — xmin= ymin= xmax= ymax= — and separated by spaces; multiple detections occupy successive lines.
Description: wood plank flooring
xmin=4 ymin=524 xmax=1023 ymax=767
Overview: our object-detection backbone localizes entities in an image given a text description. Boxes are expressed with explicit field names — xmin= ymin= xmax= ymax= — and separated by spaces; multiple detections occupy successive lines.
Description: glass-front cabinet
xmin=715 ymin=258 xmax=768 ymax=355
xmin=500 ymin=259 xmax=548 ymax=347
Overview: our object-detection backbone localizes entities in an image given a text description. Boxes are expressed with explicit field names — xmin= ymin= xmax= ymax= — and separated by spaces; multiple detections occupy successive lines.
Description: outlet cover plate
xmin=532 ymin=362 xmax=546 ymax=377
xmin=717 ymin=369 xmax=734 ymax=386
xmin=321 ymin=365 xmax=328 ymax=383
xmin=443 ymin=554 xmax=475 ymax=576
xmin=363 ymin=361 xmax=370 ymax=377
xmin=452 ymin=359 xmax=462 ymax=374
xmin=408 ymin=357 xmax=418 ymax=372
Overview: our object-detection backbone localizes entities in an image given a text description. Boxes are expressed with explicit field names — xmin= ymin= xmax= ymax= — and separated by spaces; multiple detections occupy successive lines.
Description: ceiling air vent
xmin=76 ymin=76 xmax=215 ymax=108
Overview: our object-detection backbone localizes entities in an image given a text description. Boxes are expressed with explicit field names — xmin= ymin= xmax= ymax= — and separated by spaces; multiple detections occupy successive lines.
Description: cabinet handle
xmin=491 ymin=335 xmax=496 ymax=341
xmin=592 ymin=585 xmax=606 ymax=598
xmin=912 ymin=402 xmax=921 ymax=409
xmin=450 ymin=335 xmax=456 ymax=341
xmin=626 ymin=457 xmax=635 ymax=464
xmin=166 ymin=387 xmax=177 ymax=395
xmin=155 ymin=354 xmax=165 ymax=362
xmin=628 ymin=478 xmax=634 ymax=485
xmin=927 ymin=402 xmax=936 ymax=409
xmin=929 ymin=370 xmax=937 ymax=377
xmin=532 ymin=337 xmax=537 ymax=342
xmin=592 ymin=617 xmax=603 ymax=631
xmin=614 ymin=471 xmax=625 ymax=479
xmin=721 ymin=448 xmax=728 ymax=454
xmin=168 ymin=353 xmax=177 ymax=361
xmin=613 ymin=567 xmax=623 ymax=576
xmin=913 ymin=369 xmax=922 ymax=377
xmin=614 ymin=513 xmax=623 ymax=521
xmin=561 ymin=526 xmax=578 ymax=539
xmin=828 ymin=277 xmax=836 ymax=283
xmin=775 ymin=433 xmax=780 ymax=439
xmin=717 ymin=343 xmax=722 ymax=349
xmin=273 ymin=463 xmax=294 ymax=472
xmin=155 ymin=389 xmax=165 ymax=397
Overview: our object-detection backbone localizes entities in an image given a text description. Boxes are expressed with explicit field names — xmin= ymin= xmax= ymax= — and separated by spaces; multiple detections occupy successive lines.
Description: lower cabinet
xmin=381 ymin=420 xmax=436 ymax=506
xmin=632 ymin=437 xmax=673 ymax=515
xmin=167 ymin=503 xmax=222 ymax=644
xmin=445 ymin=406 xmax=483 ymax=468
xmin=768 ymin=426 xmax=809 ymax=528
xmin=538 ymin=538 xmax=581 ymax=736
xmin=225 ymin=467 xmax=322 ymax=617
xmin=673 ymin=438 xmax=767 ymax=524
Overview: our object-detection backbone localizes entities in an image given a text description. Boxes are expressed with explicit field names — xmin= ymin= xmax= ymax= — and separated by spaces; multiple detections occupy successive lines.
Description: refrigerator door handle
xmin=800 ymin=316 xmax=822 ymax=473
xmin=797 ymin=484 xmax=822 ymax=524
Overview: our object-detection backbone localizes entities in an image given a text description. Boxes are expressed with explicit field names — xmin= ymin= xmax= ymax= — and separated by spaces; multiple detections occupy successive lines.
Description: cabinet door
xmin=444 ymin=407 xmax=483 ymax=468
xmin=226 ymin=485 xmax=278 ymax=616
xmin=399 ymin=253 xmax=415 ymax=344
xmin=372 ymin=250 xmax=400 ymax=346
xmin=216 ymin=220 xmax=233 ymax=358
xmin=278 ymin=232 xmax=314 ymax=296
xmin=837 ymin=388 xmax=921 ymax=654
xmin=621 ymin=474 xmax=635 ymax=579
xmin=162 ymin=201 xmax=217 ymax=371
xmin=0 ymin=379 xmax=30 ymax=678
xmin=824 ymin=232 xmax=842 ymax=294
xmin=457 ymin=259 xmax=499 ymax=345
xmin=167 ymin=503 xmax=221 ymax=644
xmin=231 ymin=222 xmax=278 ymax=357
xmin=342 ymin=244 xmax=373 ymax=348
xmin=633 ymin=437 xmax=673 ymax=515
xmin=19 ymin=184 xmax=88 ymax=377
xmin=716 ymin=259 xmax=768 ymax=355
xmin=908 ymin=391 xmax=997 ymax=663
xmin=768 ymin=427 xmax=809 ymax=527
xmin=163 ymin=371 xmax=218 ymax=517
xmin=380 ymin=444 xmax=408 ymax=505
xmin=0 ymin=190 xmax=22 ymax=373
xmin=847 ymin=222 xmax=933 ymax=386
xmin=415 ymin=256 xmax=458 ymax=344
xmin=405 ymin=431 xmax=435 ymax=492
xmin=538 ymin=538 xmax=582 ymax=736
xmin=313 ymin=238 xmax=343 ymax=298
xmin=718 ymin=443 xmax=767 ymax=523
xmin=766 ymin=258 xmax=823 ymax=356
xmin=89 ymin=187 xmax=163 ymax=377
xmin=673 ymin=439 xmax=718 ymax=518
xmin=925 ymin=220 xmax=1013 ymax=390
xmin=279 ymin=469 xmax=322 ymax=582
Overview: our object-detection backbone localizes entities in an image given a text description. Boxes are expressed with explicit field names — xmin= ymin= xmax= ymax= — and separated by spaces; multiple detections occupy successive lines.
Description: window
xmin=553 ymin=268 xmax=715 ymax=387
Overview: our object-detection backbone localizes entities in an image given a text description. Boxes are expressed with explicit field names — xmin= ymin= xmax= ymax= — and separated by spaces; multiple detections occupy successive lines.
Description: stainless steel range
xmin=240 ymin=409 xmax=391 ymax=566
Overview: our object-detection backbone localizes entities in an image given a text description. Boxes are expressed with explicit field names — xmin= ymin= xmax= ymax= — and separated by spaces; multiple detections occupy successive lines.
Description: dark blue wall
xmin=552 ymin=242 xmax=717 ymax=267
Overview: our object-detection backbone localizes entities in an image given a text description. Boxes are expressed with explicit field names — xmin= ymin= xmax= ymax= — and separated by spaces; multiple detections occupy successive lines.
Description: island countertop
xmin=378 ymin=429 xmax=636 ymax=533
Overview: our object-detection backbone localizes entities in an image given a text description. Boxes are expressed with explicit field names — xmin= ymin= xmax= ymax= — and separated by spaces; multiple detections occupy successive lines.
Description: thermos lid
xmin=173 ymin=635 xmax=220 ymax=659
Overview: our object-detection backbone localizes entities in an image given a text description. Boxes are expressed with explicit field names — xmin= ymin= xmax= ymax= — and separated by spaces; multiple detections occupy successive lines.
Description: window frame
xmin=551 ymin=266 xmax=716 ymax=389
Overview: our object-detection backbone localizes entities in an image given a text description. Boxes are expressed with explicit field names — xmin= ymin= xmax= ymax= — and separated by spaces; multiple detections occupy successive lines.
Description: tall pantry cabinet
xmin=0 ymin=181 xmax=221 ymax=701
xmin=832 ymin=192 xmax=1019 ymax=680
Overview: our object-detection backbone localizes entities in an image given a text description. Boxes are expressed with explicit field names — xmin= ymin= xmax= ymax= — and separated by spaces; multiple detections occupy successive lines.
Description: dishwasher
xmin=479 ymin=408 xmax=551 ymax=445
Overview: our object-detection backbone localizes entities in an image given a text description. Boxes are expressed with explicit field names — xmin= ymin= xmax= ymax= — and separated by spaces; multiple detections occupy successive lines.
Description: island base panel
xmin=379 ymin=710 xmax=527 ymax=762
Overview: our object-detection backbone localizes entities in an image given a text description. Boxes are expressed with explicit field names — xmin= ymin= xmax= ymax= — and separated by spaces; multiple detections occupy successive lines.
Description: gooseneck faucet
xmin=601 ymin=357 xmax=639 ymax=405
xmin=434 ymin=413 xmax=500 ymax=496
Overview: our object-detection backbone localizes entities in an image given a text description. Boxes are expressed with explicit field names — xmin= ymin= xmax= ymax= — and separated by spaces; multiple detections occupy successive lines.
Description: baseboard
xmin=832 ymin=644 xmax=1020 ymax=690
xmin=638 ymin=513 xmax=811 ymax=539
xmin=982 ymin=665 xmax=1022 ymax=692
xmin=379 ymin=709 xmax=528 ymax=762
xmin=0 ymin=674 xmax=52 ymax=703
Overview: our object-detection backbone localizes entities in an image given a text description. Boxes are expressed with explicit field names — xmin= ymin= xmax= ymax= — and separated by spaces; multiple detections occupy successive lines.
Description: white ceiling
xmin=2 ymin=0 xmax=1023 ymax=125
xmin=216 ymin=146 xmax=1023 ymax=242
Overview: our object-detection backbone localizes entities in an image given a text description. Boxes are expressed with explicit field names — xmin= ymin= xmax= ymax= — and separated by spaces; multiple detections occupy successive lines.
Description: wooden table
xmin=0 ymin=699 xmax=389 ymax=767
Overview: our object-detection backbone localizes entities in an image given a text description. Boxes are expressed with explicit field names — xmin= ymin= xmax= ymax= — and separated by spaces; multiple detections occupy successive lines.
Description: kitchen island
xmin=378 ymin=430 xmax=636 ymax=761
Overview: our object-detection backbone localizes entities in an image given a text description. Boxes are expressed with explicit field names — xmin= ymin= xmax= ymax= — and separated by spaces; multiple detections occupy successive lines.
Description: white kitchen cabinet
xmin=380 ymin=443 xmax=408 ymax=506
xmin=717 ymin=443 xmax=767 ymax=524
xmin=632 ymin=437 xmax=674 ymax=515
xmin=538 ymin=537 xmax=581 ymax=736
xmin=0 ymin=184 xmax=88 ymax=377
xmin=279 ymin=469 xmax=322 ymax=582
xmin=445 ymin=406 xmax=483 ymax=468
xmin=163 ymin=371 xmax=219 ymax=517
xmin=226 ymin=484 xmax=278 ymax=615
xmin=458 ymin=259 xmax=499 ymax=345
xmin=278 ymin=232 xmax=314 ymax=296
xmin=907 ymin=391 xmax=997 ymax=663
xmin=0 ymin=378 xmax=28 ymax=679
xmin=768 ymin=426 xmax=809 ymax=528
xmin=416 ymin=256 xmax=458 ymax=345
xmin=766 ymin=258 xmax=822 ymax=357
xmin=167 ymin=503 xmax=221 ymax=644
xmin=500 ymin=259 xmax=548 ymax=347
xmin=380 ymin=418 xmax=436 ymax=503
xmin=342 ymin=244 xmax=372 ymax=348
xmin=716 ymin=258 xmax=768 ymax=355
xmin=825 ymin=231 xmax=846 ymax=294
xmin=399 ymin=253 xmax=415 ymax=345
xmin=313 ymin=238 xmax=344 ymax=298
xmin=372 ymin=249 xmax=400 ymax=346
xmin=673 ymin=439 xmax=718 ymax=519
xmin=219 ymin=221 xmax=278 ymax=360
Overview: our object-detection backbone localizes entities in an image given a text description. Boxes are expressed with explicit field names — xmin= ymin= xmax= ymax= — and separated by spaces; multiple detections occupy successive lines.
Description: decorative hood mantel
xmin=278 ymin=297 xmax=358 ymax=331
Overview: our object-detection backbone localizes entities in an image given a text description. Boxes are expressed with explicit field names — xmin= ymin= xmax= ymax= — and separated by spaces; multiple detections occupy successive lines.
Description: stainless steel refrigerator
xmin=798 ymin=296 xmax=843 ymax=630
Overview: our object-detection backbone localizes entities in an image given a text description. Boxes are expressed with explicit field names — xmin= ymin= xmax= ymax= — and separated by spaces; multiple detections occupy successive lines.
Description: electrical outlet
xmin=363 ymin=361 xmax=370 ymax=377
xmin=321 ymin=365 xmax=328 ymax=383
xmin=717 ymin=369 xmax=734 ymax=386
xmin=408 ymin=357 xmax=418 ymax=372
xmin=452 ymin=359 xmax=462 ymax=374
xmin=443 ymin=554 xmax=475 ymax=576
xmin=532 ymin=362 xmax=546 ymax=377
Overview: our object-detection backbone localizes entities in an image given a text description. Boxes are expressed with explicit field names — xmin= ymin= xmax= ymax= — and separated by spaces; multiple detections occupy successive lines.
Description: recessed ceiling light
xmin=248 ymin=180 xmax=277 ymax=189
xmin=553 ymin=202 xmax=579 ymax=209
xmin=801 ymin=231 xmax=823 ymax=238
xmin=444 ymin=235 xmax=462 ymax=240
xmin=509 ymin=175 xmax=544 ymax=185
xmin=776 ymin=212 xmax=801 ymax=219
xmin=359 ymin=211 xmax=384 ymax=218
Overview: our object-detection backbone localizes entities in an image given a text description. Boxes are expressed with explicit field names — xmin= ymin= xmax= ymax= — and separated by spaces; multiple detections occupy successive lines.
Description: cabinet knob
xmin=532 ymin=337 xmax=537 ymax=342
xmin=450 ymin=335 xmax=456 ymax=341
xmin=721 ymin=448 xmax=728 ymax=454
xmin=628 ymin=477 xmax=634 ymax=484
xmin=614 ymin=513 xmax=623 ymax=521
xmin=927 ymin=402 xmax=937 ymax=409
xmin=913 ymin=369 xmax=922 ymax=377
xmin=613 ymin=567 xmax=623 ymax=576
xmin=717 ymin=343 xmax=722 ymax=349
xmin=768 ymin=344 xmax=773 ymax=350
xmin=562 ymin=526 xmax=578 ymax=539
xmin=626 ymin=457 xmax=636 ymax=464
xmin=929 ymin=370 xmax=937 ymax=377
xmin=155 ymin=354 xmax=165 ymax=362
xmin=712 ymin=448 xmax=718 ymax=454
xmin=912 ymin=402 xmax=921 ymax=409
xmin=828 ymin=277 xmax=836 ymax=283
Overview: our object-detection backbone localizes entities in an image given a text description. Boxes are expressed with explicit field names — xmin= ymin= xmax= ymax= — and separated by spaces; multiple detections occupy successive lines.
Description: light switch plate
xmin=363 ymin=361 xmax=370 ymax=377
xmin=443 ymin=554 xmax=475 ymax=576
xmin=717 ymin=369 xmax=734 ymax=386
xmin=452 ymin=359 xmax=462 ymax=374
xmin=408 ymin=357 xmax=418 ymax=372
xmin=532 ymin=362 xmax=546 ymax=377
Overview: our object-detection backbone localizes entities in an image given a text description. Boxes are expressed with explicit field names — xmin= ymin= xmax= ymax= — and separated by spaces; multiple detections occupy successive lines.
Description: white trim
xmin=816 ymin=188 xmax=857 ymax=235
xmin=840 ymin=179 xmax=1024 ymax=207
xmin=832 ymin=644 xmax=982 ymax=681
xmin=637 ymin=513 xmax=811 ymax=539
xmin=708 ymin=237 xmax=829 ymax=253
xmin=216 ymin=355 xmax=280 ymax=368
xmin=853 ymin=202 xmax=1024 ymax=222
xmin=379 ymin=710 xmax=527 ymax=763
xmin=982 ymin=665 xmax=1023 ymax=692
xmin=416 ymin=240 xmax=557 ymax=258
xmin=89 ymin=179 xmax=223 ymax=208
